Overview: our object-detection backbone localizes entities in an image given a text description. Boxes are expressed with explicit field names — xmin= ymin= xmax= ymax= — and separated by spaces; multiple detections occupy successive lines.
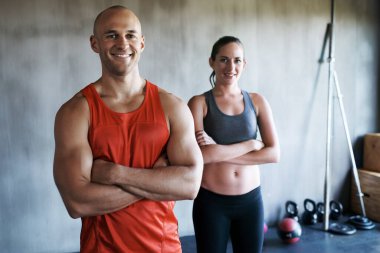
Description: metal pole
xmin=333 ymin=72 xmax=367 ymax=216
xmin=323 ymin=0 xmax=335 ymax=232
xmin=323 ymin=49 xmax=333 ymax=231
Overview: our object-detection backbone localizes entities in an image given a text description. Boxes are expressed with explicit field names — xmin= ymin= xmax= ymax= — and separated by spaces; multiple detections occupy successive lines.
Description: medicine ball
xmin=277 ymin=218 xmax=302 ymax=244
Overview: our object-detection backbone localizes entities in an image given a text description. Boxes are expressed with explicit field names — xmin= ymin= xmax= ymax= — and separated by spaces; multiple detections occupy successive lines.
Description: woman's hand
xmin=153 ymin=153 xmax=169 ymax=168
xmin=252 ymin=139 xmax=265 ymax=151
xmin=195 ymin=130 xmax=216 ymax=146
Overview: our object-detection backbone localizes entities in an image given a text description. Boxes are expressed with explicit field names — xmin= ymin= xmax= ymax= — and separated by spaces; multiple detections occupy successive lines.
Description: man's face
xmin=91 ymin=8 xmax=145 ymax=77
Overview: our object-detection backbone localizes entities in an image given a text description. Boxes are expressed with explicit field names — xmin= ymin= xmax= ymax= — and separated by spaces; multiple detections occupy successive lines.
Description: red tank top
xmin=80 ymin=81 xmax=181 ymax=253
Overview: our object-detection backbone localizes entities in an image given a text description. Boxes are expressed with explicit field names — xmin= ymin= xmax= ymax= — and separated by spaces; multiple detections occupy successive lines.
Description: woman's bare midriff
xmin=201 ymin=163 xmax=260 ymax=195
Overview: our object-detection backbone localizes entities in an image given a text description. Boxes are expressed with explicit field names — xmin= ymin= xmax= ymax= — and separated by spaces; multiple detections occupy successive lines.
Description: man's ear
xmin=140 ymin=35 xmax=145 ymax=52
xmin=90 ymin=35 xmax=99 ymax=53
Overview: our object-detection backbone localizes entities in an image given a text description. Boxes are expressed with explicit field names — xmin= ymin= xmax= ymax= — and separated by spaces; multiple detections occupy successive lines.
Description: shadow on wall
xmin=354 ymin=137 xmax=364 ymax=169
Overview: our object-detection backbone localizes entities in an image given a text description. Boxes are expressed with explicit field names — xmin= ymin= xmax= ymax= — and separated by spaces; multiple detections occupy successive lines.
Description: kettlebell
xmin=285 ymin=201 xmax=299 ymax=221
xmin=302 ymin=199 xmax=318 ymax=225
xmin=330 ymin=200 xmax=343 ymax=220
xmin=316 ymin=202 xmax=325 ymax=222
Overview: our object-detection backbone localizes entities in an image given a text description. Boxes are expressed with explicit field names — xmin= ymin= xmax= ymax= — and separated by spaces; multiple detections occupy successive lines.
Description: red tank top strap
xmin=80 ymin=84 xmax=101 ymax=129
xmin=145 ymin=81 xmax=168 ymax=126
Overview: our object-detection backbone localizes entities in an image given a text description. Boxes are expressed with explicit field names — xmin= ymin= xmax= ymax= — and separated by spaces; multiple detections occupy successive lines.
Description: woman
xmin=188 ymin=36 xmax=280 ymax=253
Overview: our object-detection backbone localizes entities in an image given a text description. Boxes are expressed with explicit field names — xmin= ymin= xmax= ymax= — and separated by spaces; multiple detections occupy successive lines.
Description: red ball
xmin=277 ymin=218 xmax=302 ymax=244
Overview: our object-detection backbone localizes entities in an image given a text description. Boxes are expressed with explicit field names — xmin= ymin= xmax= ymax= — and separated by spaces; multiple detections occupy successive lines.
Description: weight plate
xmin=348 ymin=215 xmax=376 ymax=230
xmin=329 ymin=222 xmax=357 ymax=235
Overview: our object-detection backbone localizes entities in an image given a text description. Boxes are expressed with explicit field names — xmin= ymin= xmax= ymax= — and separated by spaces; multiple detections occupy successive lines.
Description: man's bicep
xmin=53 ymin=101 xmax=93 ymax=199
xmin=166 ymin=102 xmax=201 ymax=166
xmin=54 ymin=143 xmax=93 ymax=193
xmin=54 ymin=98 xmax=93 ymax=198
xmin=188 ymin=96 xmax=205 ymax=132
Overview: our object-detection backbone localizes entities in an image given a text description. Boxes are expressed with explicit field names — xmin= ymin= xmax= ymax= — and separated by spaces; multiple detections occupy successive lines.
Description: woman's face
xmin=210 ymin=42 xmax=246 ymax=86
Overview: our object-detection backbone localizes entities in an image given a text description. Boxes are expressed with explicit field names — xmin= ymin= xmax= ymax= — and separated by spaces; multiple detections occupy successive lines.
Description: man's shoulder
xmin=56 ymin=88 xmax=89 ymax=121
xmin=156 ymin=86 xmax=183 ymax=105
xmin=63 ymin=90 xmax=87 ymax=108
xmin=151 ymin=86 xmax=189 ymax=122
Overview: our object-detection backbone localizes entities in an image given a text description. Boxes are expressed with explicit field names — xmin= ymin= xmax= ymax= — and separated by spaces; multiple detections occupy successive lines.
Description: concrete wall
xmin=0 ymin=0 xmax=378 ymax=252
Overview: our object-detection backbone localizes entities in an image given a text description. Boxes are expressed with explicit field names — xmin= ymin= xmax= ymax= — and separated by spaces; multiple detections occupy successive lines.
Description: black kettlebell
xmin=302 ymin=199 xmax=318 ymax=225
xmin=316 ymin=202 xmax=325 ymax=222
xmin=330 ymin=200 xmax=343 ymax=220
xmin=285 ymin=200 xmax=299 ymax=221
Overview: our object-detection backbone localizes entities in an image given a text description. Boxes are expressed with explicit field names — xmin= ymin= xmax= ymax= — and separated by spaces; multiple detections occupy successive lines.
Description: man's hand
xmin=91 ymin=152 xmax=171 ymax=186
xmin=91 ymin=159 xmax=114 ymax=185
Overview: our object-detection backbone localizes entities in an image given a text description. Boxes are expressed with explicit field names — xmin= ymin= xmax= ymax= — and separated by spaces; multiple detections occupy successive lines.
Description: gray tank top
xmin=203 ymin=90 xmax=258 ymax=145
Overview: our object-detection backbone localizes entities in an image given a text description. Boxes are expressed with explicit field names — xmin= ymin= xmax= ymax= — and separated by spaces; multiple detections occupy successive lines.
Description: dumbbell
xmin=301 ymin=199 xmax=318 ymax=225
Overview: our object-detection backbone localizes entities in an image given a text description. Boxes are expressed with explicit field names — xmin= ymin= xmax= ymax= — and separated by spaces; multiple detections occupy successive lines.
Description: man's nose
xmin=116 ymin=36 xmax=129 ymax=49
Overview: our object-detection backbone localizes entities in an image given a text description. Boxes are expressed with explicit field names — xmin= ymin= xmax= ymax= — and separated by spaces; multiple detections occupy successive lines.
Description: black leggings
xmin=192 ymin=187 xmax=264 ymax=253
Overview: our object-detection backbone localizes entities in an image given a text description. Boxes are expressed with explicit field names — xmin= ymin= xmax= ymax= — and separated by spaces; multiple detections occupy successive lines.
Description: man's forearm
xmin=118 ymin=164 xmax=201 ymax=201
xmin=58 ymin=179 xmax=142 ymax=219
xmin=93 ymin=162 xmax=201 ymax=201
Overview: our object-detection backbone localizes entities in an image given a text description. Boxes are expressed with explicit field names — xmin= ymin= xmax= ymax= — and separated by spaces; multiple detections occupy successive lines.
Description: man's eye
xmin=106 ymin=34 xmax=117 ymax=39
xmin=126 ymin=34 xmax=137 ymax=39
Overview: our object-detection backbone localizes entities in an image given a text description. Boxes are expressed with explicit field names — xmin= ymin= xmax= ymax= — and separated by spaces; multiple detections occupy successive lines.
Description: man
xmin=53 ymin=5 xmax=203 ymax=252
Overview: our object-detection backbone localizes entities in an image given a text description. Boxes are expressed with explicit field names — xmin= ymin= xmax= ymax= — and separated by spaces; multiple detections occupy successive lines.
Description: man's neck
xmin=96 ymin=71 xmax=146 ymax=98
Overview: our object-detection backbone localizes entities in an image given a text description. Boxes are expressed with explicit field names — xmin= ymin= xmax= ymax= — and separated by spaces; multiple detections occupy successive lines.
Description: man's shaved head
xmin=93 ymin=5 xmax=141 ymax=37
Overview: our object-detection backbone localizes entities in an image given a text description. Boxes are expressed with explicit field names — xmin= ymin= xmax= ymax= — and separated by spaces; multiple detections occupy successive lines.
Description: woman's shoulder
xmin=190 ymin=93 xmax=206 ymax=100
xmin=188 ymin=92 xmax=209 ymax=115
xmin=188 ymin=90 xmax=210 ymax=104
xmin=247 ymin=92 xmax=266 ymax=103
xmin=247 ymin=92 xmax=273 ymax=117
